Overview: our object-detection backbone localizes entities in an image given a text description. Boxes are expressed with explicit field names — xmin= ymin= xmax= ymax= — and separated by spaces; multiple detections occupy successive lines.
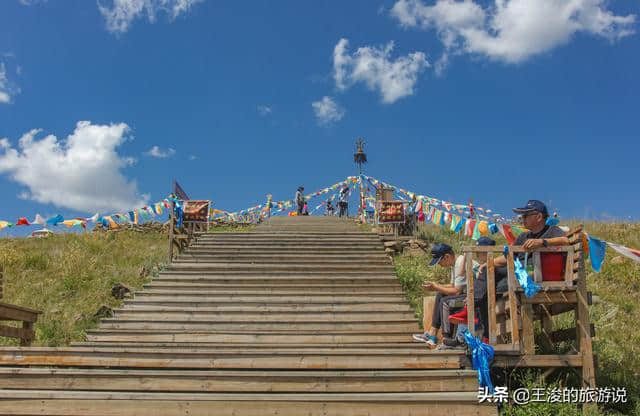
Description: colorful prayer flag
xmin=46 ymin=214 xmax=64 ymax=226
xmin=500 ymin=224 xmax=517 ymax=245
xmin=472 ymin=221 xmax=481 ymax=240
xmin=588 ymin=236 xmax=607 ymax=272
xmin=16 ymin=217 xmax=30 ymax=226
xmin=607 ymin=241 xmax=640 ymax=265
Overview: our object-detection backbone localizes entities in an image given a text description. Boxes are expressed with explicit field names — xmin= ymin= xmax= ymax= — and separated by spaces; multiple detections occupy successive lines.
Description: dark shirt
xmin=514 ymin=225 xmax=566 ymax=263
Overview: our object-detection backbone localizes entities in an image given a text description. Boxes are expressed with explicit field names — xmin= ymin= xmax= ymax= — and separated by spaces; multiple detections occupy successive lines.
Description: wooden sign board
xmin=183 ymin=200 xmax=211 ymax=223
xmin=377 ymin=201 xmax=406 ymax=224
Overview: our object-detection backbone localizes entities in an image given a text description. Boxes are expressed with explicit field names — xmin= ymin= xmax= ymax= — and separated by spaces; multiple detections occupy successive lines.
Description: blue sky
xmin=1 ymin=0 xmax=639 ymax=235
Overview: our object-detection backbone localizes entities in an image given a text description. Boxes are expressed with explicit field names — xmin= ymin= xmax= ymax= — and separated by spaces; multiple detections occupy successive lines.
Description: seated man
xmin=449 ymin=200 xmax=569 ymax=341
xmin=412 ymin=243 xmax=477 ymax=348
xmin=439 ymin=237 xmax=496 ymax=348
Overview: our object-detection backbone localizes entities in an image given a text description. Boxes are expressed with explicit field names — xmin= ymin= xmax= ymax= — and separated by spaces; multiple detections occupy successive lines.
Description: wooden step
xmin=142 ymin=283 xmax=403 ymax=292
xmin=0 ymin=368 xmax=478 ymax=393
xmin=97 ymin=319 xmax=420 ymax=332
xmin=185 ymin=247 xmax=384 ymax=253
xmin=175 ymin=255 xmax=390 ymax=264
xmin=0 ymin=347 xmax=464 ymax=369
xmin=154 ymin=275 xmax=398 ymax=283
xmin=173 ymin=259 xmax=391 ymax=266
xmin=189 ymin=243 xmax=383 ymax=249
xmin=134 ymin=289 xmax=403 ymax=297
xmin=121 ymin=303 xmax=412 ymax=312
xmin=84 ymin=331 xmax=422 ymax=344
xmin=113 ymin=311 xmax=415 ymax=321
xmin=166 ymin=262 xmax=394 ymax=269
xmin=0 ymin=390 xmax=497 ymax=416
xmin=70 ymin=342 xmax=426 ymax=349
xmin=125 ymin=295 xmax=407 ymax=304
xmin=157 ymin=271 xmax=397 ymax=277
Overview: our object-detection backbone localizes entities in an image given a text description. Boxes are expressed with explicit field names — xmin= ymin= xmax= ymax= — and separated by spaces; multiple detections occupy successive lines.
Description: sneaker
xmin=442 ymin=337 xmax=461 ymax=347
xmin=412 ymin=333 xmax=437 ymax=346
xmin=436 ymin=341 xmax=465 ymax=351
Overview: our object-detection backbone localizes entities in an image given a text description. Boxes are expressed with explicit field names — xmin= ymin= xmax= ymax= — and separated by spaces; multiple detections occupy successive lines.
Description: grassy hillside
xmin=0 ymin=230 xmax=167 ymax=346
xmin=0 ymin=224 xmax=252 ymax=347
xmin=395 ymin=221 xmax=640 ymax=415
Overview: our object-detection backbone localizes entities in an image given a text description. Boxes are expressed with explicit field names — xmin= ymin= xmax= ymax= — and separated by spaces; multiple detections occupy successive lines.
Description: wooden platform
xmin=0 ymin=216 xmax=496 ymax=415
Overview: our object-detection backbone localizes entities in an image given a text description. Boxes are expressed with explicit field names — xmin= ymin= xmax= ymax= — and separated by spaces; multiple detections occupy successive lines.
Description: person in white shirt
xmin=412 ymin=243 xmax=476 ymax=347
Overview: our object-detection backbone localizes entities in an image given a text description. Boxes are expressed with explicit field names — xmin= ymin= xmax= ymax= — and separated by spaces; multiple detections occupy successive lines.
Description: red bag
xmin=541 ymin=253 xmax=565 ymax=281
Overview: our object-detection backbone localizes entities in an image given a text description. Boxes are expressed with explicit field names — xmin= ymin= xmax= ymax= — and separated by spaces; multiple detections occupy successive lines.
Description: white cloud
xmin=0 ymin=121 xmax=149 ymax=213
xmin=0 ymin=63 xmax=18 ymax=104
xmin=188 ymin=154 xmax=197 ymax=160
xmin=98 ymin=0 xmax=204 ymax=34
xmin=390 ymin=0 xmax=636 ymax=64
xmin=333 ymin=38 xmax=429 ymax=103
xmin=312 ymin=96 xmax=345 ymax=125
xmin=19 ymin=0 xmax=47 ymax=5
xmin=144 ymin=145 xmax=175 ymax=158
xmin=257 ymin=105 xmax=272 ymax=116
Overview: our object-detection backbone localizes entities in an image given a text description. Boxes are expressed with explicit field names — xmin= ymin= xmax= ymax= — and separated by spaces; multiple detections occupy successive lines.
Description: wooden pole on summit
xmin=354 ymin=139 xmax=367 ymax=222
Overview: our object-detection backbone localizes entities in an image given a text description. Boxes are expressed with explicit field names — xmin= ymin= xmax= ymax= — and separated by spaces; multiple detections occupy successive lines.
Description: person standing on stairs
xmin=338 ymin=185 xmax=349 ymax=217
xmin=326 ymin=199 xmax=335 ymax=216
xmin=295 ymin=186 xmax=305 ymax=215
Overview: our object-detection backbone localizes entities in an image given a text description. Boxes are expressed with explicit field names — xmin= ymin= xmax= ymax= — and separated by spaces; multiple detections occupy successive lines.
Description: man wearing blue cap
xmin=412 ymin=243 xmax=478 ymax=347
xmin=500 ymin=199 xmax=568 ymax=264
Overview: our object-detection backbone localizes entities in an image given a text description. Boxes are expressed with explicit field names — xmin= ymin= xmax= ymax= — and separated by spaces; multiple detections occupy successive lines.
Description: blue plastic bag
xmin=503 ymin=245 xmax=541 ymax=298
xmin=514 ymin=256 xmax=541 ymax=298
xmin=463 ymin=330 xmax=495 ymax=393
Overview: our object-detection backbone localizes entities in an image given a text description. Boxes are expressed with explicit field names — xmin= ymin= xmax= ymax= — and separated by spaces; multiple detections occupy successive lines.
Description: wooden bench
xmin=0 ymin=265 xmax=42 ymax=346
xmin=462 ymin=225 xmax=596 ymax=389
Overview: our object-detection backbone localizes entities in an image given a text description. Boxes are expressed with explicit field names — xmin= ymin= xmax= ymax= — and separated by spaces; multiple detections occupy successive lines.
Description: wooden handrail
xmin=0 ymin=266 xmax=42 ymax=346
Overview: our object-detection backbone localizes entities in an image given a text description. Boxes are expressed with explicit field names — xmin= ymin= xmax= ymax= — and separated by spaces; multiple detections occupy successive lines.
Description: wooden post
xmin=565 ymin=247 xmax=575 ymax=287
xmin=0 ymin=264 xmax=3 ymax=300
xmin=533 ymin=252 xmax=543 ymax=283
xmin=521 ymin=303 xmax=535 ymax=355
xmin=465 ymin=254 xmax=475 ymax=336
xmin=486 ymin=256 xmax=497 ymax=345
xmin=20 ymin=321 xmax=33 ymax=347
xmin=505 ymin=249 xmax=521 ymax=350
xmin=576 ymin=253 xmax=596 ymax=389
xmin=168 ymin=199 xmax=175 ymax=262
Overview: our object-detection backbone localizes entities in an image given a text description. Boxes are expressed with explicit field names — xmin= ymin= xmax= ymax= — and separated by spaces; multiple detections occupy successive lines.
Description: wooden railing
xmin=462 ymin=240 xmax=596 ymax=388
xmin=0 ymin=265 xmax=42 ymax=346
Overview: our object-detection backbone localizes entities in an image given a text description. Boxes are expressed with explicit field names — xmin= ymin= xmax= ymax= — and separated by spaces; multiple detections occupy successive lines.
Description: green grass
xmin=0 ymin=230 xmax=168 ymax=346
xmin=394 ymin=221 xmax=640 ymax=415
xmin=0 ymin=224 xmax=254 ymax=347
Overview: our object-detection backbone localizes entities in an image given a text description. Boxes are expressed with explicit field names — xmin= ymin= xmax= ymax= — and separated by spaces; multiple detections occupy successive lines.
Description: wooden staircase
xmin=0 ymin=216 xmax=496 ymax=415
